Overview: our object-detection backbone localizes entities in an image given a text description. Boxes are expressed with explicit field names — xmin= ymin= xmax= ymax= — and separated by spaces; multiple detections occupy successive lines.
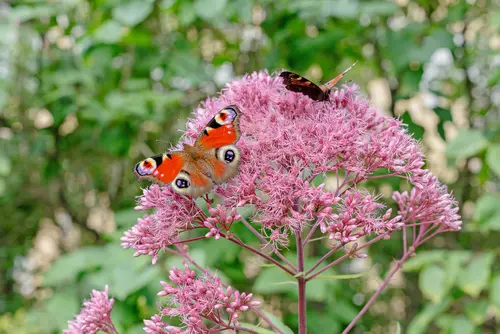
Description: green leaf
xmin=307 ymin=312 xmax=341 ymax=334
xmin=312 ymin=272 xmax=367 ymax=280
xmin=419 ymin=265 xmax=447 ymax=303
xmin=443 ymin=252 xmax=471 ymax=291
xmin=11 ymin=5 xmax=57 ymax=22
xmin=194 ymin=0 xmax=228 ymax=20
xmin=403 ymin=250 xmax=445 ymax=272
xmin=290 ymin=0 xmax=359 ymax=21
xmin=451 ymin=315 xmax=475 ymax=334
xmin=360 ymin=1 xmax=398 ymax=16
xmin=273 ymin=281 xmax=296 ymax=286
xmin=94 ymin=20 xmax=127 ymax=44
xmin=112 ymin=1 xmax=154 ymax=26
xmin=435 ymin=314 xmax=454 ymax=331
xmin=457 ymin=253 xmax=495 ymax=297
xmin=261 ymin=311 xmax=294 ymax=334
xmin=473 ymin=193 xmax=500 ymax=231
xmin=114 ymin=208 xmax=143 ymax=228
xmin=253 ymin=267 xmax=297 ymax=294
xmin=474 ymin=194 xmax=500 ymax=222
xmin=407 ymin=299 xmax=451 ymax=334
xmin=82 ymin=244 xmax=161 ymax=300
xmin=486 ymin=144 xmax=500 ymax=176
xmin=490 ymin=275 xmax=500 ymax=309
xmin=401 ymin=112 xmax=424 ymax=140
xmin=112 ymin=265 xmax=160 ymax=300
xmin=178 ymin=1 xmax=197 ymax=25
xmin=237 ymin=322 xmax=276 ymax=334
xmin=0 ymin=179 xmax=5 ymax=196
xmin=27 ymin=288 xmax=79 ymax=332
xmin=446 ymin=129 xmax=488 ymax=158
xmin=434 ymin=107 xmax=453 ymax=140
xmin=488 ymin=68 xmax=500 ymax=87
xmin=127 ymin=324 xmax=147 ymax=334
xmin=464 ymin=300 xmax=489 ymax=325
xmin=44 ymin=247 xmax=105 ymax=285
xmin=0 ymin=154 xmax=11 ymax=176
xmin=166 ymin=248 xmax=206 ymax=271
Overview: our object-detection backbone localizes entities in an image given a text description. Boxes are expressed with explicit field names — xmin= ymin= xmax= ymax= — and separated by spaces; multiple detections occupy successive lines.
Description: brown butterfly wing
xmin=280 ymin=71 xmax=327 ymax=101
xmin=194 ymin=106 xmax=242 ymax=185
xmin=171 ymin=159 xmax=215 ymax=198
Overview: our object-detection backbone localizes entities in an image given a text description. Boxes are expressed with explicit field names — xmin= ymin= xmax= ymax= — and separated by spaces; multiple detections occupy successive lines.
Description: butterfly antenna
xmin=322 ymin=60 xmax=358 ymax=90
xmin=156 ymin=139 xmax=169 ymax=144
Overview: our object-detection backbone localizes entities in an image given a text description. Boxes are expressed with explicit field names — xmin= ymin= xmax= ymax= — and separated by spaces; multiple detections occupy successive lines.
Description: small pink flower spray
xmin=68 ymin=71 xmax=461 ymax=333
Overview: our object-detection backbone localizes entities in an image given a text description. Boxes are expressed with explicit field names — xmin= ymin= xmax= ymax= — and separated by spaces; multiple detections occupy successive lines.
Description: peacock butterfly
xmin=133 ymin=106 xmax=242 ymax=197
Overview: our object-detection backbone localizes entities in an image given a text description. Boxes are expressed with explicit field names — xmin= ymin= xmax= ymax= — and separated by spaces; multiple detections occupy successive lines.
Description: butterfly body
xmin=280 ymin=61 xmax=358 ymax=101
xmin=134 ymin=106 xmax=242 ymax=197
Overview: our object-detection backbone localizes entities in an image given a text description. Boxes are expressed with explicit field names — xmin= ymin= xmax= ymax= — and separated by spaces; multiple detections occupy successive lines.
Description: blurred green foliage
xmin=1 ymin=0 xmax=499 ymax=333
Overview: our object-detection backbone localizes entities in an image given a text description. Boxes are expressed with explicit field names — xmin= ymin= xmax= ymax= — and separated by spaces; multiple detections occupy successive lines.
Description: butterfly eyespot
xmin=216 ymin=144 xmax=240 ymax=167
xmin=175 ymin=178 xmax=190 ymax=188
xmin=215 ymin=108 xmax=237 ymax=125
xmin=135 ymin=158 xmax=157 ymax=176
xmin=224 ymin=150 xmax=235 ymax=163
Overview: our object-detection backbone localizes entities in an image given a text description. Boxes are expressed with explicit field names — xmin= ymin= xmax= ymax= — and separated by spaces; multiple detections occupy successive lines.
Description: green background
xmin=1 ymin=0 xmax=499 ymax=333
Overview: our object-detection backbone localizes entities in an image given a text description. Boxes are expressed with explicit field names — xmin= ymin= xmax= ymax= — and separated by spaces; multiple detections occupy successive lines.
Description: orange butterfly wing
xmin=134 ymin=153 xmax=184 ymax=185
xmin=196 ymin=106 xmax=241 ymax=149
xmin=153 ymin=153 xmax=184 ymax=184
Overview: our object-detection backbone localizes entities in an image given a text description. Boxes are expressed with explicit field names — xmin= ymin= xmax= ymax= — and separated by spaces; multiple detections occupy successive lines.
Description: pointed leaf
xmin=457 ymin=253 xmax=495 ymax=297
xmin=490 ymin=275 xmax=500 ymax=309
xmin=112 ymin=1 xmax=153 ymax=26
xmin=419 ymin=265 xmax=447 ymax=303
xmin=407 ymin=299 xmax=451 ymax=334
xmin=261 ymin=311 xmax=294 ymax=334
xmin=446 ymin=129 xmax=488 ymax=158
xmin=486 ymin=144 xmax=500 ymax=176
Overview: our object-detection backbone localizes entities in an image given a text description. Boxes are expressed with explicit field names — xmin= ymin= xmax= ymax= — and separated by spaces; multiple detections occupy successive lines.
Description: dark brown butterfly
xmin=280 ymin=61 xmax=358 ymax=101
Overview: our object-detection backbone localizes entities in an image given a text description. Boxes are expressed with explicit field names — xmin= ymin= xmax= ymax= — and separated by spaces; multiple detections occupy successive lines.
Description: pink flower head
xmin=64 ymin=285 xmax=116 ymax=334
xmin=144 ymin=315 xmax=183 ymax=334
xmin=125 ymin=70 xmax=460 ymax=253
xmin=154 ymin=265 xmax=259 ymax=331
xmin=394 ymin=169 xmax=462 ymax=231
xmin=204 ymin=204 xmax=241 ymax=239
xmin=121 ymin=186 xmax=202 ymax=264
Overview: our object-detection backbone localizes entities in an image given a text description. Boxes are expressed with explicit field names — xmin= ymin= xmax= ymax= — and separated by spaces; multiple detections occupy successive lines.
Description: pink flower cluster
xmin=64 ymin=285 xmax=117 ymax=334
xmin=123 ymin=70 xmax=461 ymax=259
xmin=322 ymin=190 xmax=403 ymax=245
xmin=144 ymin=265 xmax=260 ymax=333
xmin=121 ymin=186 xmax=203 ymax=264
xmin=395 ymin=169 xmax=462 ymax=231
xmin=204 ymin=205 xmax=241 ymax=239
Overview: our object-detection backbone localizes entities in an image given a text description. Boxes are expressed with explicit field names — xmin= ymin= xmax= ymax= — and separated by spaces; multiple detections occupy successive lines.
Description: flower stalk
xmin=296 ymin=230 xmax=307 ymax=334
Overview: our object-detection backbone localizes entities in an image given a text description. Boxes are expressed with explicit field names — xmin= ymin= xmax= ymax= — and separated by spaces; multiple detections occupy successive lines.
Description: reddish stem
xmin=223 ymin=234 xmax=296 ymax=276
xmin=240 ymin=216 xmax=298 ymax=271
xmin=306 ymin=233 xmax=389 ymax=280
xmin=342 ymin=250 xmax=413 ymax=333
xmin=168 ymin=235 xmax=206 ymax=246
xmin=250 ymin=307 xmax=285 ymax=334
xmin=295 ymin=230 xmax=307 ymax=334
